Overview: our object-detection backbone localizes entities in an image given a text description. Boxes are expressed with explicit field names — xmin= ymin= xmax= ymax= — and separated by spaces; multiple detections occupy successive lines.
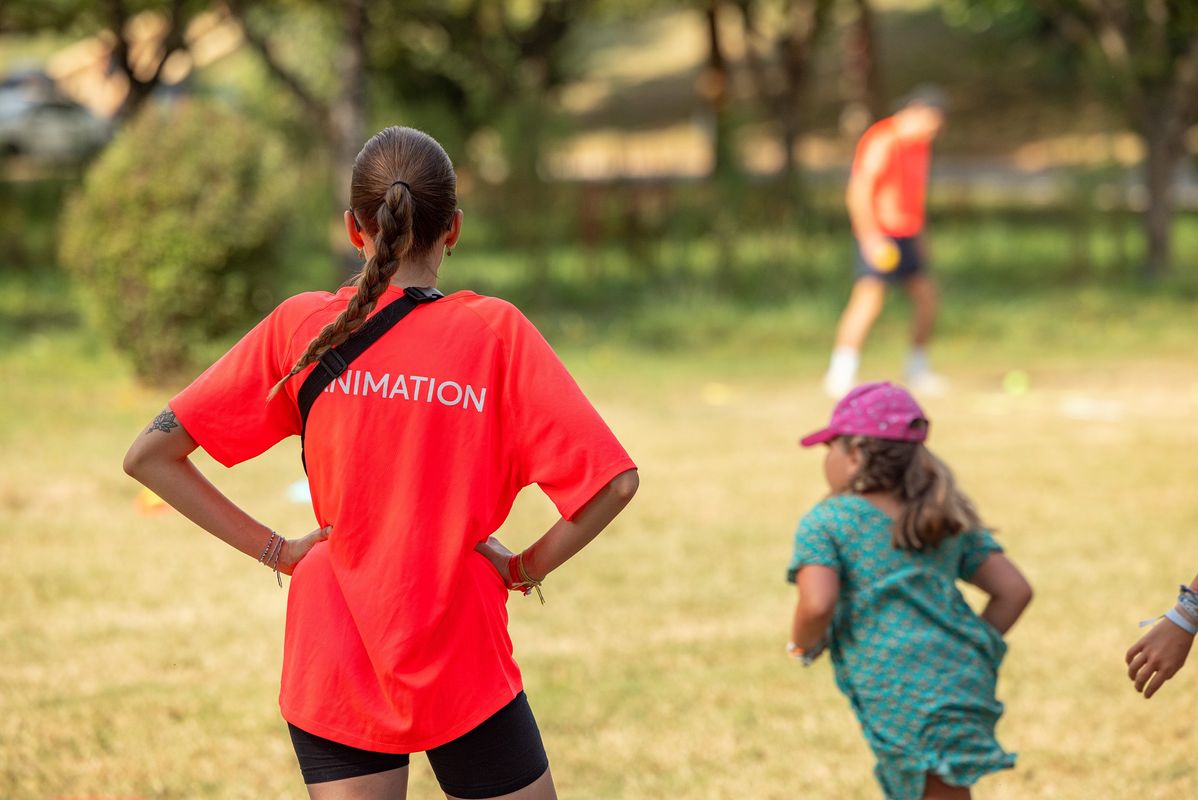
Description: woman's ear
xmin=344 ymin=210 xmax=366 ymax=249
xmin=443 ymin=208 xmax=464 ymax=249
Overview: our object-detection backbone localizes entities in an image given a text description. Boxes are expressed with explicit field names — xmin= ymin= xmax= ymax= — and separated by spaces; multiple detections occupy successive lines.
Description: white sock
xmin=827 ymin=346 xmax=859 ymax=382
xmin=906 ymin=347 xmax=930 ymax=378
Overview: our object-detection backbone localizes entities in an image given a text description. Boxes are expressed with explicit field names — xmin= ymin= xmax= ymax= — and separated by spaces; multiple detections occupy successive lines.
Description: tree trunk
xmin=843 ymin=0 xmax=884 ymax=122
xmin=115 ymin=79 xmax=157 ymax=121
xmin=1137 ymin=91 xmax=1185 ymax=279
xmin=780 ymin=106 xmax=800 ymax=181
xmin=701 ymin=1 xmax=734 ymax=181
xmin=331 ymin=0 xmax=368 ymax=278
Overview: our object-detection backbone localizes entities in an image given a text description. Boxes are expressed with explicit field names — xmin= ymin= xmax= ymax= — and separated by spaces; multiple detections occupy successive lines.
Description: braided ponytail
xmin=846 ymin=436 xmax=986 ymax=550
xmin=268 ymin=127 xmax=457 ymax=400
xmin=268 ymin=184 xmax=414 ymax=399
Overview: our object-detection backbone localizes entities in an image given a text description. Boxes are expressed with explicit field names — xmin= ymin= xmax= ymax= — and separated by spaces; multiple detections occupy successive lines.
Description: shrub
xmin=60 ymin=99 xmax=294 ymax=383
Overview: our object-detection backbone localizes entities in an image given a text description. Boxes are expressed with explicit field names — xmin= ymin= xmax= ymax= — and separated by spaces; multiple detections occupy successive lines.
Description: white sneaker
xmin=906 ymin=370 xmax=949 ymax=396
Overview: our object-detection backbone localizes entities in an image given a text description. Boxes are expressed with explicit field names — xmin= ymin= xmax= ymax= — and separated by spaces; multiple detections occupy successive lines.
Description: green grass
xmin=1 ymin=247 xmax=1197 ymax=798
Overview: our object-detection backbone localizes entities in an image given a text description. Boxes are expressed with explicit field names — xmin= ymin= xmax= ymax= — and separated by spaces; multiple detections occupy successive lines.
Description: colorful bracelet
xmin=786 ymin=639 xmax=827 ymax=667
xmin=1165 ymin=608 xmax=1198 ymax=636
xmin=507 ymin=552 xmax=545 ymax=605
xmin=1178 ymin=585 xmax=1198 ymax=620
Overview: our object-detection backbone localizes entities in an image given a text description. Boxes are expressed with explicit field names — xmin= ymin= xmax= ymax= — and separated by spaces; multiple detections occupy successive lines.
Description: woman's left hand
xmin=277 ymin=526 xmax=333 ymax=576
xmin=474 ymin=536 xmax=516 ymax=587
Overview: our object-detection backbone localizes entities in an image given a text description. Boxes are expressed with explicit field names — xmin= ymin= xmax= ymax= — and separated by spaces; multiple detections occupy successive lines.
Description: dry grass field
xmin=2 ymin=299 xmax=1197 ymax=799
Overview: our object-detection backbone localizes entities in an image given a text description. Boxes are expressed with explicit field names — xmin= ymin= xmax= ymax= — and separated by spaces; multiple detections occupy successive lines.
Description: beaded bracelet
xmin=258 ymin=531 xmax=286 ymax=587
xmin=507 ymin=552 xmax=545 ymax=605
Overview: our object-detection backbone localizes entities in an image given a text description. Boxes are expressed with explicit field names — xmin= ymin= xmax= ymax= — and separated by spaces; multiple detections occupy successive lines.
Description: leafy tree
xmin=944 ymin=0 xmax=1198 ymax=278
xmin=60 ymin=100 xmax=293 ymax=382
xmin=733 ymin=0 xmax=836 ymax=180
xmin=225 ymin=0 xmax=589 ymax=272
xmin=0 ymin=0 xmax=211 ymax=120
xmin=223 ymin=0 xmax=365 ymax=242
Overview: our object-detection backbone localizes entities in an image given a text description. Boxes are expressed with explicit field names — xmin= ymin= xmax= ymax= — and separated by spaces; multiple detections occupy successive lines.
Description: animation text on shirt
xmin=322 ymin=368 xmax=487 ymax=412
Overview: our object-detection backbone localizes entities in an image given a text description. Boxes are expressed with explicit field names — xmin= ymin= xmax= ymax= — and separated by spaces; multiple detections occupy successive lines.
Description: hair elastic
xmin=391 ymin=179 xmax=411 ymax=191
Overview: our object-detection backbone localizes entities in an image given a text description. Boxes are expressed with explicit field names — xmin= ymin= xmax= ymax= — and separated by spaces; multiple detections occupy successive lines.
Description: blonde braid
xmin=268 ymin=182 xmax=414 ymax=399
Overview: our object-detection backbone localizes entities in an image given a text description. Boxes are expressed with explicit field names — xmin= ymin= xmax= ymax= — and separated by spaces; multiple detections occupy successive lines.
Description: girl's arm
xmin=967 ymin=553 xmax=1033 ymax=635
xmin=123 ymin=407 xmax=329 ymax=574
xmin=475 ymin=469 xmax=639 ymax=583
xmin=792 ymin=565 xmax=841 ymax=650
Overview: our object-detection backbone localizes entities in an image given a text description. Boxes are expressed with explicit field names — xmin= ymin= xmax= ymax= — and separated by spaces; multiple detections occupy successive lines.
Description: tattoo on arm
xmin=146 ymin=409 xmax=180 ymax=435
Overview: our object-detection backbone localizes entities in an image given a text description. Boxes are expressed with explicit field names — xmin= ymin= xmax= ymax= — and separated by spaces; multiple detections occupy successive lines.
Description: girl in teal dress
xmin=786 ymin=382 xmax=1032 ymax=800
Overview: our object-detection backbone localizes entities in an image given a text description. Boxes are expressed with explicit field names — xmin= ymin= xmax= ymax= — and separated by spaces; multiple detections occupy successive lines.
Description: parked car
xmin=0 ymin=71 xmax=111 ymax=162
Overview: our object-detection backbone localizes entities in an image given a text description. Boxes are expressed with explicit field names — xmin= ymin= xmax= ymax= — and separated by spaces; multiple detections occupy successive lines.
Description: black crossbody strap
xmin=296 ymin=286 xmax=442 ymax=472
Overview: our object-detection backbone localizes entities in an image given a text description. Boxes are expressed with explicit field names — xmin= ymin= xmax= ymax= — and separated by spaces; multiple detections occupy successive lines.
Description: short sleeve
xmin=957 ymin=529 xmax=1004 ymax=580
xmin=504 ymin=311 xmax=635 ymax=520
xmin=786 ymin=504 xmax=843 ymax=583
xmin=170 ymin=300 xmax=304 ymax=467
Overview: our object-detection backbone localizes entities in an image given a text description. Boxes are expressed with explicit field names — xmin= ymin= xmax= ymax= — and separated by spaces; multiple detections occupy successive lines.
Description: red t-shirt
xmin=851 ymin=116 xmax=931 ymax=238
xmin=171 ymin=286 xmax=636 ymax=753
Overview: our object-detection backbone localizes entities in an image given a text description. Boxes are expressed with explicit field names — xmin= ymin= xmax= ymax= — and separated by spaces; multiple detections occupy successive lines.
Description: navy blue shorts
xmin=853 ymin=235 xmax=924 ymax=283
xmin=288 ymin=691 xmax=548 ymax=798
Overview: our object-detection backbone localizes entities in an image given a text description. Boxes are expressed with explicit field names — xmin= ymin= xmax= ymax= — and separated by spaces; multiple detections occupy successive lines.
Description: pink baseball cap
xmin=800 ymin=381 xmax=929 ymax=447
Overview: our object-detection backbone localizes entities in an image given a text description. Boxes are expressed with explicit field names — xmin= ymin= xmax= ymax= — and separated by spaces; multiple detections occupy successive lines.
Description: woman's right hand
xmin=1126 ymin=616 xmax=1195 ymax=699
xmin=474 ymin=536 xmax=516 ymax=587
xmin=277 ymin=526 xmax=333 ymax=576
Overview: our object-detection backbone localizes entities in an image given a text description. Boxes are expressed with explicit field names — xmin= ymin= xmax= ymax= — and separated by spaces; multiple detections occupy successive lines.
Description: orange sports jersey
xmin=170 ymin=285 xmax=636 ymax=753
xmin=851 ymin=116 xmax=931 ymax=238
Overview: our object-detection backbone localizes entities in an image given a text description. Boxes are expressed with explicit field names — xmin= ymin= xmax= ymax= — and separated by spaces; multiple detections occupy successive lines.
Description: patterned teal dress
xmin=787 ymin=494 xmax=1016 ymax=800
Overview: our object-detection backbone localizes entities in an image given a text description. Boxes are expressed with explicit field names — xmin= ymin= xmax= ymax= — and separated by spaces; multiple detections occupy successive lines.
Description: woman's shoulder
xmin=272 ymin=289 xmax=345 ymax=321
xmin=438 ymin=291 xmax=545 ymax=341
xmin=441 ymin=290 xmax=522 ymax=319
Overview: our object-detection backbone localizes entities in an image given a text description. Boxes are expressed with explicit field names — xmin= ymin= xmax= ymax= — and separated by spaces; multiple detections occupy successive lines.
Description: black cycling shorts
xmin=288 ymin=691 xmax=549 ymax=798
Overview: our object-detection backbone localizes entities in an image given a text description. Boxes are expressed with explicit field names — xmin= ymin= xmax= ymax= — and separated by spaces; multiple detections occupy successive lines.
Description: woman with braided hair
xmin=124 ymin=126 xmax=639 ymax=799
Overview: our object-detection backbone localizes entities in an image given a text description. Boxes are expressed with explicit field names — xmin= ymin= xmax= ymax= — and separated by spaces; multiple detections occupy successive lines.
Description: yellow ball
xmin=873 ymin=241 xmax=900 ymax=272
xmin=1002 ymin=370 xmax=1030 ymax=395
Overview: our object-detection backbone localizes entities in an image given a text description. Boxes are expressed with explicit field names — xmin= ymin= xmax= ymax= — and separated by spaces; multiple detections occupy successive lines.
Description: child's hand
xmin=1126 ymin=618 xmax=1195 ymax=698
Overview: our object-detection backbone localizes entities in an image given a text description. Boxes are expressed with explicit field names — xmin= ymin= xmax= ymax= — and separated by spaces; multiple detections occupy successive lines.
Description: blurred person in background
xmin=822 ymin=88 xmax=947 ymax=398
xmin=124 ymin=125 xmax=638 ymax=800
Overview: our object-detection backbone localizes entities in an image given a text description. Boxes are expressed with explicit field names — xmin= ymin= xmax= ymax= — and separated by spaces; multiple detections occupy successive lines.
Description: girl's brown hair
xmin=843 ymin=435 xmax=986 ymax=550
xmin=270 ymin=126 xmax=457 ymax=398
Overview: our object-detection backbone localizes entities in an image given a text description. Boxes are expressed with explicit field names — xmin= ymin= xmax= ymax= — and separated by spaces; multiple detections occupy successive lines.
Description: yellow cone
xmin=136 ymin=487 xmax=169 ymax=515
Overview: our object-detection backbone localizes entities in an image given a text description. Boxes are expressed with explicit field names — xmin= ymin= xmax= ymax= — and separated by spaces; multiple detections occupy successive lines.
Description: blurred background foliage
xmin=0 ymin=0 xmax=1195 ymax=378
xmin=59 ymin=100 xmax=293 ymax=381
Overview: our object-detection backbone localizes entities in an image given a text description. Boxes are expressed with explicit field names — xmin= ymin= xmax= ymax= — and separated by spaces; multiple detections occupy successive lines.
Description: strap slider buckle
xmin=317 ymin=348 xmax=348 ymax=380
xmin=404 ymin=286 xmax=444 ymax=303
